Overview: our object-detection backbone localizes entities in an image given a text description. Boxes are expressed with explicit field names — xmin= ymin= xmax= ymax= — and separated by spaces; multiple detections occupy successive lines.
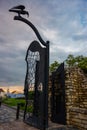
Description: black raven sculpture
xmin=9 ymin=5 xmax=29 ymax=17
xmin=11 ymin=5 xmax=25 ymax=10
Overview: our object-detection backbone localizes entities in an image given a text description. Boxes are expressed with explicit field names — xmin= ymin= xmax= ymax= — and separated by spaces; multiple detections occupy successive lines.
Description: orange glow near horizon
xmin=0 ymin=86 xmax=24 ymax=93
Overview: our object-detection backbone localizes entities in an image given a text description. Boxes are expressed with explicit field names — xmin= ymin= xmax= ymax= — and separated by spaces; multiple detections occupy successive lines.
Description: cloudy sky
xmin=0 ymin=0 xmax=87 ymax=87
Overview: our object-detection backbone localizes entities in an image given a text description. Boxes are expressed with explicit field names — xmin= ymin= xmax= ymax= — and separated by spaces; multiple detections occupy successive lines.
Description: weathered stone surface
xmin=49 ymin=66 xmax=87 ymax=130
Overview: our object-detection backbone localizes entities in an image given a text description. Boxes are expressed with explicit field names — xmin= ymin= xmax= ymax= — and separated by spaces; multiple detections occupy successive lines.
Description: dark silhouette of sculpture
xmin=9 ymin=5 xmax=29 ymax=17
xmin=11 ymin=5 xmax=25 ymax=10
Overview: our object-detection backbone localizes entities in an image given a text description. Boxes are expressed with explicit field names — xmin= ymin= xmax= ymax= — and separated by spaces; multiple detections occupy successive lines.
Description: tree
xmin=78 ymin=57 xmax=87 ymax=73
xmin=66 ymin=54 xmax=87 ymax=73
xmin=49 ymin=61 xmax=60 ymax=73
xmin=65 ymin=54 xmax=76 ymax=66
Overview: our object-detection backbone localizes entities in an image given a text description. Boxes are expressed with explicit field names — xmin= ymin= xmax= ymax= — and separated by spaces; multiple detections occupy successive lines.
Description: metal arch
xmin=14 ymin=16 xmax=49 ymax=47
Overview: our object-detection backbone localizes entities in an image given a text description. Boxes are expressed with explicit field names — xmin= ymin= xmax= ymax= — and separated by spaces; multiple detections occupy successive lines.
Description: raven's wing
xmin=11 ymin=5 xmax=25 ymax=10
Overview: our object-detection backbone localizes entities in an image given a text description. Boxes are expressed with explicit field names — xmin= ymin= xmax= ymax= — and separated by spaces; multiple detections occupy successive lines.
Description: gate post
xmin=16 ymin=103 xmax=20 ymax=120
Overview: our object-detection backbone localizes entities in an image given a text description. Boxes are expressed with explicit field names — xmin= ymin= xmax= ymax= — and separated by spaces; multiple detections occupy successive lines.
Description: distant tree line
xmin=49 ymin=54 xmax=87 ymax=73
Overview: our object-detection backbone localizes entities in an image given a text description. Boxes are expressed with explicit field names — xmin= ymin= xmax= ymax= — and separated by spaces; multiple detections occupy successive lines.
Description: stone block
xmin=79 ymin=114 xmax=87 ymax=120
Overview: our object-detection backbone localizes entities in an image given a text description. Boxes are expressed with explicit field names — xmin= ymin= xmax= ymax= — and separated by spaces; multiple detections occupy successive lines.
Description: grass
xmin=2 ymin=98 xmax=33 ymax=112
xmin=2 ymin=91 xmax=35 ymax=112
xmin=3 ymin=98 xmax=25 ymax=107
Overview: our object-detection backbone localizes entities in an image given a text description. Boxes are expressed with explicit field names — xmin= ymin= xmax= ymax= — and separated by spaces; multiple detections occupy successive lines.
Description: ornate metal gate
xmin=51 ymin=63 xmax=66 ymax=125
xmin=9 ymin=5 xmax=49 ymax=130
xmin=24 ymin=40 xmax=49 ymax=130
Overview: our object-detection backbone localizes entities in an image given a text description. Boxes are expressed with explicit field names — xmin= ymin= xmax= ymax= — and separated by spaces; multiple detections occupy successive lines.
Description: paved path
xmin=0 ymin=104 xmax=18 ymax=123
xmin=0 ymin=104 xmax=38 ymax=130
xmin=0 ymin=104 xmax=78 ymax=130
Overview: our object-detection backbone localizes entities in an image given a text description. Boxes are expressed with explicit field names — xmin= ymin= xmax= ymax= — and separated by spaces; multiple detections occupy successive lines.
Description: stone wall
xmin=65 ymin=66 xmax=87 ymax=130
xmin=48 ymin=66 xmax=87 ymax=130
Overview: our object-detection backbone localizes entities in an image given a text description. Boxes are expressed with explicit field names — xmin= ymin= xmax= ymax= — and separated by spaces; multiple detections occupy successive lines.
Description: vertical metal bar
xmin=16 ymin=103 xmax=20 ymax=120
xmin=23 ymin=101 xmax=28 ymax=120
xmin=51 ymin=72 xmax=55 ymax=121
xmin=0 ymin=101 xmax=1 ymax=107
xmin=43 ymin=41 xmax=49 ymax=130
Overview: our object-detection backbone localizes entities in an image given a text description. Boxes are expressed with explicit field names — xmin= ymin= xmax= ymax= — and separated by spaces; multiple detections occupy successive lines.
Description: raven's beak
xmin=9 ymin=7 xmax=17 ymax=12
xmin=9 ymin=8 xmax=14 ymax=12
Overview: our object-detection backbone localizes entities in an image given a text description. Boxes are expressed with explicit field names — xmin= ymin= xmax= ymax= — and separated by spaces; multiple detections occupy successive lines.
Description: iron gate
xmin=24 ymin=40 xmax=49 ymax=130
xmin=51 ymin=63 xmax=66 ymax=125
xmin=9 ymin=5 xmax=49 ymax=129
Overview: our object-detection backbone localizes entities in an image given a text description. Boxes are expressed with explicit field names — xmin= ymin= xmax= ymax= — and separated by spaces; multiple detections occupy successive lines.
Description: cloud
xmin=72 ymin=34 xmax=87 ymax=41
xmin=0 ymin=0 xmax=87 ymax=86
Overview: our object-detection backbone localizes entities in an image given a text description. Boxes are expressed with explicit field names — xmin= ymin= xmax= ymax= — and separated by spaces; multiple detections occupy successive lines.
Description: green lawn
xmin=3 ymin=98 xmax=25 ymax=107
xmin=2 ymin=91 xmax=34 ymax=107
xmin=3 ymin=98 xmax=33 ymax=112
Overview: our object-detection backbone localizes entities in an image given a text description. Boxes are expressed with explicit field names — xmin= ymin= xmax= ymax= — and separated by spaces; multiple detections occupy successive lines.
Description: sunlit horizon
xmin=0 ymin=86 xmax=24 ymax=93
